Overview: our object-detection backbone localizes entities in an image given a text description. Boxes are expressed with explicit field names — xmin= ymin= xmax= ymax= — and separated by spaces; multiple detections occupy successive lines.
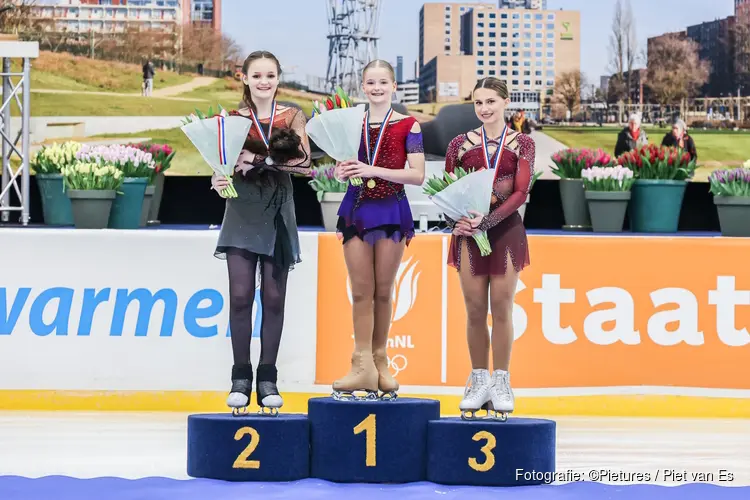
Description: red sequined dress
xmin=444 ymin=130 xmax=535 ymax=275
xmin=336 ymin=116 xmax=424 ymax=246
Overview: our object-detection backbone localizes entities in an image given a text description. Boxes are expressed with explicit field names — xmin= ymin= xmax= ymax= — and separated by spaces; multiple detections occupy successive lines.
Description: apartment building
xmin=28 ymin=0 xmax=221 ymax=34
xmin=29 ymin=0 xmax=181 ymax=33
xmin=396 ymin=82 xmax=420 ymax=104
xmin=500 ymin=0 xmax=547 ymax=9
xmin=418 ymin=2 xmax=581 ymax=119
xmin=182 ymin=0 xmax=221 ymax=31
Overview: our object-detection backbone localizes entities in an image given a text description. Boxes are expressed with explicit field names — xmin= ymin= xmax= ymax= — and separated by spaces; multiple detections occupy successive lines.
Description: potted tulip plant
xmin=582 ymin=165 xmax=635 ymax=232
xmin=62 ymin=162 xmax=124 ymax=229
xmin=709 ymin=165 xmax=750 ymax=237
xmin=30 ymin=141 xmax=81 ymax=226
xmin=76 ymin=144 xmax=156 ymax=229
xmin=130 ymin=142 xmax=176 ymax=226
xmin=618 ymin=145 xmax=696 ymax=233
xmin=308 ymin=162 xmax=348 ymax=230
xmin=550 ymin=148 xmax=613 ymax=230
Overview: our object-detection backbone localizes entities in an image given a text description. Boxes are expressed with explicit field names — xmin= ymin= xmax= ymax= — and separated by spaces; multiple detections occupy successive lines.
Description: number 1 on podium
xmin=353 ymin=413 xmax=376 ymax=467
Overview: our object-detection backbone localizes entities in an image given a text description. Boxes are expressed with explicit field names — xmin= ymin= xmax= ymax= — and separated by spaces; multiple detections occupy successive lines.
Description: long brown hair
xmin=473 ymin=77 xmax=509 ymax=99
xmin=241 ymin=50 xmax=282 ymax=113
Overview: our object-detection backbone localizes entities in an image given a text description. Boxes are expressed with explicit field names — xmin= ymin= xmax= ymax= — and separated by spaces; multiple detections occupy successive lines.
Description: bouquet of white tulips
xmin=180 ymin=105 xmax=252 ymax=199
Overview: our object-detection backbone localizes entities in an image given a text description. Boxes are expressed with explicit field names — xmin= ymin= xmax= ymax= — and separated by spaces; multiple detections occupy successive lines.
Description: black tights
xmin=226 ymin=248 xmax=288 ymax=367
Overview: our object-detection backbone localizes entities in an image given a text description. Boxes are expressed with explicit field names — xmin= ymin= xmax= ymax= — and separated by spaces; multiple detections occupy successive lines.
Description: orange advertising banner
xmin=316 ymin=233 xmax=750 ymax=390
xmin=315 ymin=234 xmax=445 ymax=386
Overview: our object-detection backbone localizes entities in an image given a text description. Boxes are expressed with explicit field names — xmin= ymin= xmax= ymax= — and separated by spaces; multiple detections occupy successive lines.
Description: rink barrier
xmin=3 ymin=389 xmax=750 ymax=418
xmin=1 ymin=229 xmax=749 ymax=418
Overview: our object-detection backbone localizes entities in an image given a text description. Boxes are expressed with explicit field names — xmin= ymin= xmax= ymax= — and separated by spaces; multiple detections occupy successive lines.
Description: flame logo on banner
xmin=346 ymin=256 xmax=421 ymax=323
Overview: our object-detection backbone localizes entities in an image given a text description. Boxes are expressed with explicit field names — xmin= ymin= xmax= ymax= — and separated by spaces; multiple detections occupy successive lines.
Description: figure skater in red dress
xmin=443 ymin=77 xmax=534 ymax=420
xmin=332 ymin=60 xmax=426 ymax=400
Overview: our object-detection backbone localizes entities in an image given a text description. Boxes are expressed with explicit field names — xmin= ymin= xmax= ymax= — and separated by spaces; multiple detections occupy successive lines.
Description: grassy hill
xmin=12 ymin=51 xmax=193 ymax=92
xmin=5 ymin=50 xmax=317 ymax=117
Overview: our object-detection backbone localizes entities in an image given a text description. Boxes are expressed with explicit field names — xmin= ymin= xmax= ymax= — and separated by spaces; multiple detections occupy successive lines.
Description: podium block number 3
xmin=468 ymin=431 xmax=496 ymax=472
xmin=353 ymin=414 xmax=376 ymax=467
xmin=232 ymin=426 xmax=261 ymax=469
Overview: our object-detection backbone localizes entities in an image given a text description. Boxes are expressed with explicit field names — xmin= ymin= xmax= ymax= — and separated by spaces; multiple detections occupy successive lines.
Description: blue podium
xmin=426 ymin=417 xmax=556 ymax=486
xmin=187 ymin=413 xmax=309 ymax=481
xmin=308 ymin=397 xmax=440 ymax=483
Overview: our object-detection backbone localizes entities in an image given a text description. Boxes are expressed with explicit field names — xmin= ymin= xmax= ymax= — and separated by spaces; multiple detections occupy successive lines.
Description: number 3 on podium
xmin=353 ymin=414 xmax=376 ymax=467
xmin=468 ymin=430 xmax=496 ymax=472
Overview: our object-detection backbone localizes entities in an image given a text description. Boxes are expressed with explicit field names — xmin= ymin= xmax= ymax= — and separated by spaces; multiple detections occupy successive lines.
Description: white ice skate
xmin=459 ymin=369 xmax=493 ymax=420
xmin=257 ymin=386 xmax=283 ymax=416
xmin=228 ymin=364 xmax=253 ymax=416
xmin=227 ymin=384 xmax=251 ymax=417
xmin=256 ymin=365 xmax=283 ymax=416
xmin=488 ymin=369 xmax=514 ymax=421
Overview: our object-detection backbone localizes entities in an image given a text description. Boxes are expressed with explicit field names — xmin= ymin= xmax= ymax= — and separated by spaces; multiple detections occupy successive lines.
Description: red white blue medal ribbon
xmin=364 ymin=107 xmax=393 ymax=166
xmin=248 ymin=101 xmax=277 ymax=165
xmin=216 ymin=116 xmax=227 ymax=165
xmin=249 ymin=100 xmax=276 ymax=150
xmin=480 ymin=124 xmax=508 ymax=171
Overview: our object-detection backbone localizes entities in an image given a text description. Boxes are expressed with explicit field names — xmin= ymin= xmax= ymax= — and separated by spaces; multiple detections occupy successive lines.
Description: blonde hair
xmin=363 ymin=59 xmax=396 ymax=82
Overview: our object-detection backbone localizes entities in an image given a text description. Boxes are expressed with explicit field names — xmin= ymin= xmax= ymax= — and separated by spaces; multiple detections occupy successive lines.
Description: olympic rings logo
xmin=387 ymin=354 xmax=408 ymax=377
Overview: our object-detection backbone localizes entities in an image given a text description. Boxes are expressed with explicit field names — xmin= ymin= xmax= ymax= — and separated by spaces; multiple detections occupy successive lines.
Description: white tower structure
xmin=325 ymin=0 xmax=381 ymax=99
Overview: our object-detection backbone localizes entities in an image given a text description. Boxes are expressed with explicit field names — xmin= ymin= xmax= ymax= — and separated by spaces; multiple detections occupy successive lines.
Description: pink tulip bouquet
xmin=550 ymin=148 xmax=614 ymax=179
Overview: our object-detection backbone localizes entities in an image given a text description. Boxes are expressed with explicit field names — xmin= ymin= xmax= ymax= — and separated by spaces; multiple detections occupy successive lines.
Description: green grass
xmin=542 ymin=125 xmax=750 ymax=182
xmin=21 ymin=84 xmax=315 ymax=117
xmin=25 ymin=92 xmax=239 ymax=117
xmin=31 ymin=71 xmax=98 ymax=91
xmin=12 ymin=53 xmax=193 ymax=93
xmin=179 ymin=78 xmax=316 ymax=116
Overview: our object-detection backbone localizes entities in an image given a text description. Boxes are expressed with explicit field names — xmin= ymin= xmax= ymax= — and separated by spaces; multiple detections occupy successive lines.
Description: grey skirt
xmin=214 ymin=171 xmax=302 ymax=274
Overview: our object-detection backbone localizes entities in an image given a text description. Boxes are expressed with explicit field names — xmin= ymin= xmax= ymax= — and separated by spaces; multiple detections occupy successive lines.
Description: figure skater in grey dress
xmin=211 ymin=51 xmax=311 ymax=416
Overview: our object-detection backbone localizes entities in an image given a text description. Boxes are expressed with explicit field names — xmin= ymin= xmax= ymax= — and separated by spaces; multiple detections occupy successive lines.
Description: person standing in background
xmin=142 ymin=59 xmax=155 ymax=97
xmin=614 ymin=113 xmax=648 ymax=158
xmin=661 ymin=119 xmax=697 ymax=161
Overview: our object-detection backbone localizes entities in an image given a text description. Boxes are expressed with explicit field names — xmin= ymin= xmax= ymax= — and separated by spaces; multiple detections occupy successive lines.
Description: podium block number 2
xmin=232 ymin=426 xmax=261 ymax=469
xmin=353 ymin=414 xmax=376 ymax=467
xmin=468 ymin=430 xmax=496 ymax=472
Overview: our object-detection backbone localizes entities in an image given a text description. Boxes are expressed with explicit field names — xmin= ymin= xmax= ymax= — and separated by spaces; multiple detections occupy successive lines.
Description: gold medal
xmin=367 ymin=179 xmax=376 ymax=189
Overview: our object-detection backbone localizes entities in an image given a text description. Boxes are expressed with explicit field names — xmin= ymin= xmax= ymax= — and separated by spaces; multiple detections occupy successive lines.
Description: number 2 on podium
xmin=468 ymin=430 xmax=496 ymax=472
xmin=353 ymin=414 xmax=376 ymax=467
xmin=232 ymin=426 xmax=260 ymax=469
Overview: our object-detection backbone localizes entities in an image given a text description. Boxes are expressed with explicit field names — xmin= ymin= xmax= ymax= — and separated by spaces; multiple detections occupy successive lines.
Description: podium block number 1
xmin=353 ymin=414 xmax=376 ymax=467
xmin=468 ymin=430 xmax=496 ymax=472
xmin=232 ymin=426 xmax=261 ymax=469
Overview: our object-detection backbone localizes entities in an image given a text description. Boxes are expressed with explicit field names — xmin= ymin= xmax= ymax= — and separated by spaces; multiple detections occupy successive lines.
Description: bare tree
xmin=180 ymin=24 xmax=241 ymax=72
xmin=607 ymin=0 xmax=638 ymax=108
xmin=555 ymin=69 xmax=585 ymax=118
xmin=646 ymin=34 xmax=710 ymax=106
xmin=0 ymin=0 xmax=36 ymax=34
xmin=733 ymin=19 xmax=750 ymax=90
xmin=608 ymin=0 xmax=625 ymax=99
xmin=623 ymin=0 xmax=638 ymax=106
